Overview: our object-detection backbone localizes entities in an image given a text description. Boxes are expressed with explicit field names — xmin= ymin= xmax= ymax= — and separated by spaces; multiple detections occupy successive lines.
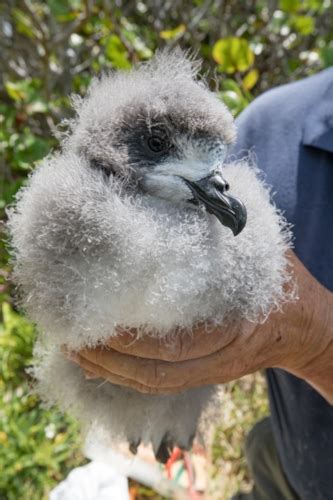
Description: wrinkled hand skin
xmin=66 ymin=251 xmax=333 ymax=404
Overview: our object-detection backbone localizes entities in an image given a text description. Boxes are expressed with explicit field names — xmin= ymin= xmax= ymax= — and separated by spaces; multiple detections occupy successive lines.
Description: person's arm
xmin=276 ymin=253 xmax=333 ymax=403
xmin=66 ymin=251 xmax=333 ymax=403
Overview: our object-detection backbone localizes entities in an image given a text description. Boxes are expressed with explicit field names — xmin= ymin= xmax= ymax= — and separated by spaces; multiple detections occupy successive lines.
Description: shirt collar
xmin=302 ymin=74 xmax=333 ymax=154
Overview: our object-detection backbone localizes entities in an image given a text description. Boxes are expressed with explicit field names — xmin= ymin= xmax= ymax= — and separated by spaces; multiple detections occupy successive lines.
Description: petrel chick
xmin=8 ymin=49 xmax=292 ymax=462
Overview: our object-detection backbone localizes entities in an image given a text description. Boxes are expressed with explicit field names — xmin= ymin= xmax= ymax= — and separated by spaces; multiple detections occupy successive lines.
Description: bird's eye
xmin=147 ymin=135 xmax=168 ymax=153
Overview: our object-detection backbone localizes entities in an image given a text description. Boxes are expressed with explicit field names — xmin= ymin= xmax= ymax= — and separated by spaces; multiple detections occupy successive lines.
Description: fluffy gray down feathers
xmin=7 ymin=50 xmax=292 ymax=458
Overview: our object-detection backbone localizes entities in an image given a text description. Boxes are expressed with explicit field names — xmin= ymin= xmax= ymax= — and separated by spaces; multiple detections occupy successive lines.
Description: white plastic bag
xmin=49 ymin=461 xmax=129 ymax=500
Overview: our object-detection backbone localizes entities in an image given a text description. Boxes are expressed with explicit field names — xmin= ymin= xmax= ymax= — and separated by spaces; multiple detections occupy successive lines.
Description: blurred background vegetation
xmin=0 ymin=0 xmax=332 ymax=498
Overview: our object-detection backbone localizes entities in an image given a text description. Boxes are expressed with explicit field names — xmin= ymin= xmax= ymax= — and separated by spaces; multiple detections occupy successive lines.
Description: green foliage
xmin=242 ymin=69 xmax=259 ymax=91
xmin=218 ymin=79 xmax=251 ymax=117
xmin=209 ymin=374 xmax=269 ymax=498
xmin=160 ymin=24 xmax=186 ymax=40
xmin=279 ymin=0 xmax=302 ymax=13
xmin=0 ymin=303 xmax=85 ymax=500
xmin=0 ymin=1 xmax=332 ymax=498
xmin=104 ymin=35 xmax=132 ymax=69
xmin=213 ymin=38 xmax=255 ymax=73
xmin=321 ymin=43 xmax=333 ymax=67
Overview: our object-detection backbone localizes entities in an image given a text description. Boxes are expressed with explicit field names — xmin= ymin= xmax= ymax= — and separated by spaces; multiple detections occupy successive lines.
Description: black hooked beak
xmin=181 ymin=173 xmax=247 ymax=236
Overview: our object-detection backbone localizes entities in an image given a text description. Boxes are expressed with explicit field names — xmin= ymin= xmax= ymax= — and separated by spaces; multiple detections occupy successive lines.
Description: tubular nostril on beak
xmin=210 ymin=175 xmax=230 ymax=192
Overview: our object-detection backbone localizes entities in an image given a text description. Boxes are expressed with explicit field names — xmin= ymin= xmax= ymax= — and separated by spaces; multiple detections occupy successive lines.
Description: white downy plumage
xmin=7 ymin=50 xmax=293 ymax=461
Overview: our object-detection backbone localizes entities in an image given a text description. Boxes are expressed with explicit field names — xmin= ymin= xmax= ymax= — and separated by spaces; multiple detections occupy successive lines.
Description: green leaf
xmin=279 ymin=0 xmax=301 ymax=13
xmin=4 ymin=80 xmax=42 ymax=104
xmin=221 ymin=79 xmax=243 ymax=95
xmin=47 ymin=0 xmax=72 ymax=17
xmin=320 ymin=45 xmax=333 ymax=68
xmin=104 ymin=35 xmax=131 ymax=69
xmin=160 ymin=24 xmax=186 ymax=40
xmin=303 ymin=0 xmax=323 ymax=8
xmin=119 ymin=18 xmax=153 ymax=59
xmin=0 ymin=179 xmax=24 ymax=215
xmin=219 ymin=90 xmax=248 ymax=117
xmin=14 ymin=135 xmax=50 ymax=169
xmin=12 ymin=8 xmax=35 ymax=38
xmin=288 ymin=57 xmax=302 ymax=72
xmin=292 ymin=15 xmax=315 ymax=35
xmin=213 ymin=38 xmax=255 ymax=74
xmin=5 ymin=82 xmax=28 ymax=102
xmin=242 ymin=69 xmax=259 ymax=90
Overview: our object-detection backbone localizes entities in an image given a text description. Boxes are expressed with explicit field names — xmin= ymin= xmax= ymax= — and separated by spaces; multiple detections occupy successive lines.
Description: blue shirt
xmin=232 ymin=68 xmax=333 ymax=500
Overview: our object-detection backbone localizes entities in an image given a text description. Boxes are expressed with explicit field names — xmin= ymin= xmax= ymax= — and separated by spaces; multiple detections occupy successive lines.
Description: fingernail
xmin=85 ymin=372 xmax=98 ymax=380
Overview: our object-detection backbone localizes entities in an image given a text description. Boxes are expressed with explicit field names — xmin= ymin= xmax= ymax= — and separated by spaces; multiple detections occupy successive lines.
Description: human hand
xmin=65 ymin=251 xmax=333 ymax=402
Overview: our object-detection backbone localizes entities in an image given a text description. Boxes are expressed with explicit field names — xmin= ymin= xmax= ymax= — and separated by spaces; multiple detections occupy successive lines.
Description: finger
xmin=68 ymin=320 xmax=261 ymax=389
xmin=78 ymin=353 xmax=239 ymax=393
xmin=79 ymin=345 xmax=226 ymax=389
xmin=71 ymin=345 xmax=255 ymax=392
xmin=106 ymin=322 xmax=239 ymax=362
xmin=71 ymin=353 xmax=188 ymax=394
xmin=64 ymin=342 xmax=198 ymax=389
